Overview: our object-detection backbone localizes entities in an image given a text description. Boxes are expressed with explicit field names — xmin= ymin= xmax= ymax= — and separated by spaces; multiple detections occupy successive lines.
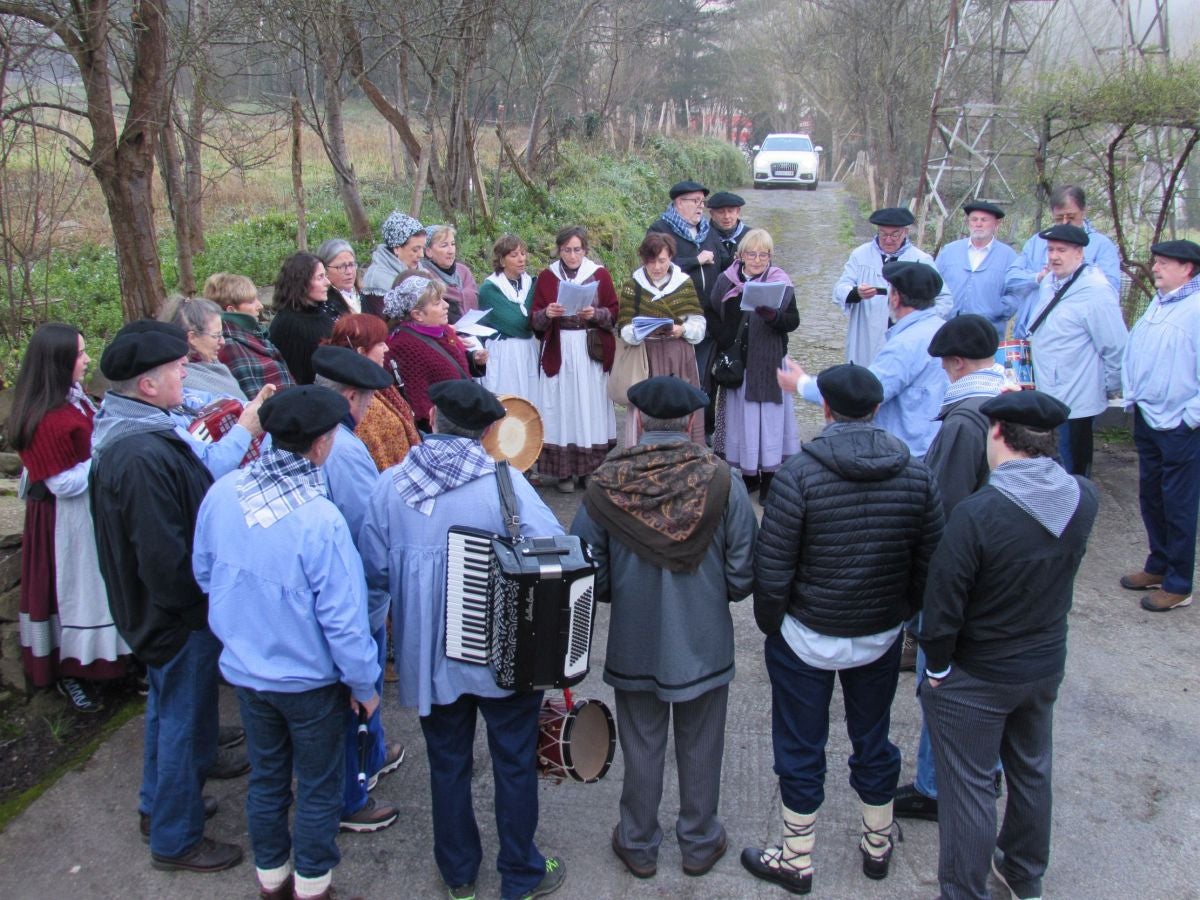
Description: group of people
xmin=9 ymin=175 xmax=1200 ymax=900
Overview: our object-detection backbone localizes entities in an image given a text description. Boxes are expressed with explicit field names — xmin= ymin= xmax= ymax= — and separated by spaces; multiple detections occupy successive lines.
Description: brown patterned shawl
xmin=583 ymin=438 xmax=731 ymax=573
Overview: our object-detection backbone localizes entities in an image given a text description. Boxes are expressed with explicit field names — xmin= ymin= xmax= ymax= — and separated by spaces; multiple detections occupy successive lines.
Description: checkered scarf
xmin=941 ymin=365 xmax=1004 ymax=405
xmin=660 ymin=204 xmax=711 ymax=245
xmin=1157 ymin=272 xmax=1200 ymax=305
xmin=237 ymin=447 xmax=328 ymax=529
xmin=988 ymin=457 xmax=1080 ymax=537
xmin=392 ymin=436 xmax=495 ymax=516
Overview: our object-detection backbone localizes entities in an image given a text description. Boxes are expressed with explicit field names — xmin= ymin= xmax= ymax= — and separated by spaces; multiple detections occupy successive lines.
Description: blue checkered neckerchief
xmin=237 ymin=447 xmax=327 ymax=529
xmin=988 ymin=457 xmax=1080 ymax=537
xmin=660 ymin=204 xmax=711 ymax=245
xmin=1157 ymin=273 xmax=1200 ymax=306
xmin=392 ymin=435 xmax=495 ymax=516
xmin=942 ymin=365 xmax=1004 ymax=405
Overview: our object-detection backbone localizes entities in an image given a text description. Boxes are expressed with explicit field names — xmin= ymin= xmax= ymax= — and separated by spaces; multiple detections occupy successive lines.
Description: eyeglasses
xmin=742 ymin=251 xmax=771 ymax=260
xmin=195 ymin=330 xmax=223 ymax=340
xmin=560 ymin=246 xmax=586 ymax=254
xmin=877 ymin=229 xmax=907 ymax=240
xmin=329 ymin=262 xmax=358 ymax=271
xmin=677 ymin=198 xmax=705 ymax=206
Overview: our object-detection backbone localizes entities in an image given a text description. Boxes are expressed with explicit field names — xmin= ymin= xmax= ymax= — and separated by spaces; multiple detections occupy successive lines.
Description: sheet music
xmin=739 ymin=280 xmax=788 ymax=312
xmin=454 ymin=308 xmax=496 ymax=337
xmin=632 ymin=316 xmax=674 ymax=341
xmin=556 ymin=280 xmax=598 ymax=316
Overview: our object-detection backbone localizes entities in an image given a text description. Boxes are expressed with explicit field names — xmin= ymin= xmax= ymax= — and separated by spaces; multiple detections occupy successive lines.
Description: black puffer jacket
xmin=753 ymin=421 xmax=944 ymax=637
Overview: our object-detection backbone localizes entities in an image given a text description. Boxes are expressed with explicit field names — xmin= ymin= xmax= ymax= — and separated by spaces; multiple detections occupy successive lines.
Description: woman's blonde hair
xmin=202 ymin=272 xmax=258 ymax=309
xmin=738 ymin=228 xmax=774 ymax=256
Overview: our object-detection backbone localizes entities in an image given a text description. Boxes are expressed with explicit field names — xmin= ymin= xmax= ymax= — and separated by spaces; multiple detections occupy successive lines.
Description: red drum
xmin=188 ymin=398 xmax=263 ymax=465
xmin=536 ymin=694 xmax=615 ymax=784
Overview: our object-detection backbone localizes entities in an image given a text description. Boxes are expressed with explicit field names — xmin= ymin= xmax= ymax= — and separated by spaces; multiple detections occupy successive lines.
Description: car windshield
xmin=762 ymin=136 xmax=813 ymax=152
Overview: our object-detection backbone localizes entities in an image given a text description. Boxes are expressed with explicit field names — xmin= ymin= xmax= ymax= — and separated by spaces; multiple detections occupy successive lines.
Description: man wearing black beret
xmin=706 ymin=191 xmax=749 ymax=272
xmin=647 ymin=179 xmax=721 ymax=298
xmin=90 ymin=325 xmax=244 ymax=873
xmin=834 ymin=206 xmax=952 ymax=365
xmin=919 ymin=389 xmax=1097 ymax=900
xmin=572 ymin=376 xmax=756 ymax=881
xmin=195 ymin=385 xmax=382 ymax=900
xmin=935 ymin=201 xmax=1019 ymax=337
xmin=359 ymin=379 xmax=568 ymax=900
xmin=747 ymin=363 xmax=943 ymax=893
xmin=1120 ymin=238 xmax=1200 ymax=612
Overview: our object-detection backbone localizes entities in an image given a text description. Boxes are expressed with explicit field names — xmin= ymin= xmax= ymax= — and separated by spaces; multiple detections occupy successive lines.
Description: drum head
xmin=563 ymin=700 xmax=615 ymax=783
xmin=482 ymin=393 xmax=544 ymax=472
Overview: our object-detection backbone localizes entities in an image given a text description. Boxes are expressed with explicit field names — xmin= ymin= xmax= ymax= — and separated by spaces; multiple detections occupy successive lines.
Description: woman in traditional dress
xmin=617 ymin=231 xmax=707 ymax=446
xmin=317 ymin=238 xmax=383 ymax=319
xmin=10 ymin=324 xmax=129 ymax=711
xmin=477 ymin=234 xmax=541 ymax=412
xmin=361 ymin=211 xmax=426 ymax=313
xmin=708 ymin=228 xmax=800 ymax=503
xmin=532 ymin=226 xmax=618 ymax=492
xmin=207 ymin=272 xmax=296 ymax=396
xmin=329 ymin=313 xmax=422 ymax=471
xmin=420 ymin=224 xmax=479 ymax=324
xmin=268 ymin=252 xmax=338 ymax=384
xmin=384 ymin=273 xmax=488 ymax=431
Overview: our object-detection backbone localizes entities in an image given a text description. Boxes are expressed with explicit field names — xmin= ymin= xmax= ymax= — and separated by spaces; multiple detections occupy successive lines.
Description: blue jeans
xmin=765 ymin=630 xmax=902 ymax=815
xmin=237 ymin=682 xmax=345 ymax=878
xmin=140 ymin=627 xmax=221 ymax=857
xmin=342 ymin=626 xmax=387 ymax=815
xmin=1134 ymin=408 xmax=1200 ymax=594
xmin=1056 ymin=416 xmax=1094 ymax=477
xmin=420 ymin=691 xmax=546 ymax=899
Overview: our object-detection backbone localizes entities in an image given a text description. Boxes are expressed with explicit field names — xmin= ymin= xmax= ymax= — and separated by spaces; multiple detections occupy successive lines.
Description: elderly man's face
xmin=1152 ymin=255 xmax=1196 ymax=294
xmin=1046 ymin=240 xmax=1084 ymax=278
xmin=877 ymin=227 xmax=907 ymax=254
xmin=709 ymin=206 xmax=740 ymax=230
xmin=1052 ymin=200 xmax=1085 ymax=227
xmin=967 ymin=212 xmax=1000 ymax=244
xmin=673 ymin=192 xmax=706 ymax=226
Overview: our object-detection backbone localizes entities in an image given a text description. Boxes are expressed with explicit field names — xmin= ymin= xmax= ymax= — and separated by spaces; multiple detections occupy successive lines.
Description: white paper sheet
xmin=556 ymin=280 xmax=598 ymax=315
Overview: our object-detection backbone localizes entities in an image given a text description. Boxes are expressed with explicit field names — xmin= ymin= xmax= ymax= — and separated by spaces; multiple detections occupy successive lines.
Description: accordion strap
xmin=495 ymin=460 xmax=522 ymax=543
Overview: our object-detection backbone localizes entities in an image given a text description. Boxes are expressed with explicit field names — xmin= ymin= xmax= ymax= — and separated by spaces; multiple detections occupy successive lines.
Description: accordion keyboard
xmin=445 ymin=529 xmax=493 ymax=664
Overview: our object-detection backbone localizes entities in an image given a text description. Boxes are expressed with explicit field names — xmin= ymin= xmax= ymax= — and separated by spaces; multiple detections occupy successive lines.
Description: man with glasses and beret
xmin=1120 ymin=239 xmax=1200 ymax=613
xmin=834 ymin=207 xmax=952 ymax=365
xmin=935 ymin=201 xmax=1020 ymax=338
xmin=648 ymin=180 xmax=721 ymax=298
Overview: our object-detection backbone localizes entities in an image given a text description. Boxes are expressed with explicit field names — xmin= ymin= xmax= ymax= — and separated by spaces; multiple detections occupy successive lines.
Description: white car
xmin=752 ymin=134 xmax=822 ymax=190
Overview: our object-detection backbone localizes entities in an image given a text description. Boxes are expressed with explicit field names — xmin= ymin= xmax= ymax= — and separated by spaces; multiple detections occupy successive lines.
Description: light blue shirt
xmin=1005 ymin=219 xmax=1122 ymax=309
xmin=935 ymin=237 xmax=1019 ymax=336
xmin=1123 ymin=283 xmax=1200 ymax=430
xmin=195 ymin=470 xmax=380 ymax=701
xmin=359 ymin=440 xmax=564 ymax=716
xmin=833 ymin=240 xmax=953 ymax=365
xmin=171 ymin=384 xmax=253 ymax=478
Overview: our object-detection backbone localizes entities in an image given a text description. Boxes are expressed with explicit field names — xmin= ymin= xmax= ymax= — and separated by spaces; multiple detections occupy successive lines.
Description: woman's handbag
xmin=606 ymin=338 xmax=649 ymax=405
xmin=585 ymin=327 xmax=606 ymax=363
xmin=711 ymin=314 xmax=749 ymax=389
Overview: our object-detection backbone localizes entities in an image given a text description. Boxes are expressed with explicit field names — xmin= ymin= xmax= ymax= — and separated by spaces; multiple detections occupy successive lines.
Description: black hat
xmin=428 ymin=379 xmax=507 ymax=430
xmin=816 ymin=364 xmax=883 ymax=418
xmin=669 ymin=180 xmax=709 ymax=199
xmin=882 ymin=260 xmax=944 ymax=301
xmin=311 ymin=346 xmax=392 ymax=390
xmin=1150 ymin=239 xmax=1200 ymax=265
xmin=626 ymin=376 xmax=709 ymax=418
xmin=259 ymin=385 xmax=349 ymax=445
xmin=868 ymin=207 xmax=915 ymax=227
xmin=122 ymin=319 xmax=190 ymax=342
xmin=1038 ymin=223 xmax=1089 ymax=247
xmin=707 ymin=191 xmax=746 ymax=209
xmin=979 ymin=390 xmax=1070 ymax=429
xmin=928 ymin=314 xmax=999 ymax=360
xmin=99 ymin=324 xmax=189 ymax=380
xmin=962 ymin=200 xmax=1005 ymax=219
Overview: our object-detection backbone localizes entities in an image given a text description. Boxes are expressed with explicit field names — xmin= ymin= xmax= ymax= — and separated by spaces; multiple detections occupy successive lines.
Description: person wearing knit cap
xmin=833 ymin=206 xmax=952 ymax=365
xmin=747 ymin=361 xmax=943 ymax=894
xmin=359 ymin=377 xmax=567 ymax=900
xmin=90 ymin=324 xmax=244 ymax=874
xmin=935 ymin=201 xmax=1019 ymax=337
xmin=1011 ymin=215 xmax=1127 ymax=477
xmin=919 ymin=388 xmax=1098 ymax=900
xmin=310 ymin=346 xmax=404 ymax=834
xmin=361 ymin=210 xmax=428 ymax=311
xmin=784 ymin=261 xmax=949 ymax=457
xmin=194 ymin=385 xmax=382 ymax=900
xmin=1120 ymin=238 xmax=1200 ymax=612
xmin=647 ymin=179 xmax=721 ymax=298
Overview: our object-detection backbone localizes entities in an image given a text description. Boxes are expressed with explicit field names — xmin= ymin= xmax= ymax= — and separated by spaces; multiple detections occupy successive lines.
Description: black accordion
xmin=445 ymin=526 xmax=597 ymax=691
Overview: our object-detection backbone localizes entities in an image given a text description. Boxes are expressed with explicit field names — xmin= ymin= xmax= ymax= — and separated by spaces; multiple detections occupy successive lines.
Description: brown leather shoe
xmin=1141 ymin=589 xmax=1193 ymax=612
xmin=683 ymin=832 xmax=727 ymax=876
xmin=1120 ymin=570 xmax=1163 ymax=590
xmin=150 ymin=836 xmax=243 ymax=872
xmin=898 ymin=630 xmax=918 ymax=672
xmin=259 ymin=874 xmax=293 ymax=899
xmin=611 ymin=826 xmax=656 ymax=878
xmin=140 ymin=795 xmax=219 ymax=842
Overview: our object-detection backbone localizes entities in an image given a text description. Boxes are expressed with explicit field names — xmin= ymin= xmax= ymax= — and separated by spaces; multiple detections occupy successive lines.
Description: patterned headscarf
xmin=381 ymin=211 xmax=425 ymax=249
xmin=382 ymin=276 xmax=433 ymax=320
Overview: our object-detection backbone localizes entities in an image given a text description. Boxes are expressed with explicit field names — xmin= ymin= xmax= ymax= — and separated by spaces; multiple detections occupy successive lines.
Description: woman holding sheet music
xmin=477 ymin=234 xmax=542 ymax=413
xmin=617 ymin=231 xmax=707 ymax=446
xmin=532 ymin=226 xmax=619 ymax=491
xmin=708 ymin=228 xmax=800 ymax=504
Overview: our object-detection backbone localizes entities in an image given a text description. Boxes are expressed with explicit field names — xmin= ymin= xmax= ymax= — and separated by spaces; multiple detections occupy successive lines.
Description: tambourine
xmin=536 ymin=688 xmax=615 ymax=784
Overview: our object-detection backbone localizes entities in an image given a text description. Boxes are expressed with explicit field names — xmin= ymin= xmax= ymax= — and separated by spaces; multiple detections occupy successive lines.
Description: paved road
xmin=1 ymin=184 xmax=1197 ymax=899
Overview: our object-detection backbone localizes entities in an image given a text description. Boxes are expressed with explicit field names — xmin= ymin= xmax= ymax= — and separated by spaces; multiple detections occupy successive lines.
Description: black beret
xmin=669 ymin=180 xmax=709 ymax=199
xmin=626 ymin=376 xmax=709 ymax=419
xmin=1038 ymin=223 xmax=1089 ymax=247
xmin=428 ymin=379 xmax=507 ymax=430
xmin=868 ymin=207 xmax=915 ymax=227
xmin=882 ymin=260 xmax=944 ymax=301
xmin=963 ymin=200 xmax=1005 ymax=219
xmin=311 ymin=345 xmax=392 ymax=390
xmin=816 ymin=364 xmax=883 ymax=418
xmin=122 ymin=319 xmax=190 ymax=342
xmin=99 ymin=324 xmax=189 ymax=380
xmin=259 ymin=385 xmax=349 ymax=445
xmin=979 ymin=390 xmax=1070 ymax=429
xmin=707 ymin=191 xmax=746 ymax=209
xmin=1150 ymin=239 xmax=1200 ymax=265
xmin=928 ymin=314 xmax=999 ymax=360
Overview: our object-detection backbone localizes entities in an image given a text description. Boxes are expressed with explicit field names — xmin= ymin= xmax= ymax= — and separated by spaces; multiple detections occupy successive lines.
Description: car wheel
xmin=808 ymin=182 xmax=819 ymax=191
xmin=753 ymin=182 xmax=763 ymax=190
